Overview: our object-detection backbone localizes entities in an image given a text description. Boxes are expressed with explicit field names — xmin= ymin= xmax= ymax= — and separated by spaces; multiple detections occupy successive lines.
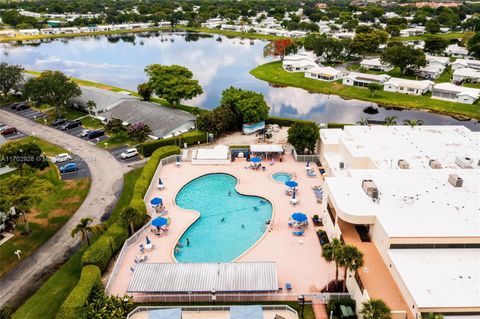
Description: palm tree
xmin=121 ymin=207 xmax=137 ymax=236
xmin=360 ymin=299 xmax=391 ymax=319
xmin=322 ymin=238 xmax=344 ymax=290
xmin=356 ymin=117 xmax=370 ymax=126
xmin=384 ymin=116 xmax=397 ymax=126
xmin=421 ymin=314 xmax=444 ymax=319
xmin=71 ymin=217 xmax=105 ymax=246
xmin=339 ymin=244 xmax=364 ymax=293
xmin=85 ymin=100 xmax=96 ymax=116
xmin=403 ymin=119 xmax=424 ymax=128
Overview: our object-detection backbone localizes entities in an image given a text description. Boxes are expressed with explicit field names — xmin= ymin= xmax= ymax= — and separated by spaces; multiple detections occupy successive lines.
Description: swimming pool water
xmin=272 ymin=172 xmax=293 ymax=183
xmin=175 ymin=173 xmax=272 ymax=262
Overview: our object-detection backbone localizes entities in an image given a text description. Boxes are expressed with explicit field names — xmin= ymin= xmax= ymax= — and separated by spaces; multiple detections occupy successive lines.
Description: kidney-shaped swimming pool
xmin=174 ymin=173 xmax=272 ymax=262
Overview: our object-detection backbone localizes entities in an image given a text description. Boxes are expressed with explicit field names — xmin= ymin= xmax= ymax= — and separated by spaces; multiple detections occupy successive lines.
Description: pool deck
xmin=108 ymin=154 xmax=335 ymax=298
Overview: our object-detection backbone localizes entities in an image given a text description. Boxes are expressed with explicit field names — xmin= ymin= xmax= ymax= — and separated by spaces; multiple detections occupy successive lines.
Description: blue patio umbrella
xmin=285 ymin=180 xmax=298 ymax=188
xmin=150 ymin=197 xmax=163 ymax=206
xmin=250 ymin=157 xmax=261 ymax=163
xmin=146 ymin=236 xmax=151 ymax=245
xmin=151 ymin=217 xmax=168 ymax=227
xmin=291 ymin=212 xmax=307 ymax=223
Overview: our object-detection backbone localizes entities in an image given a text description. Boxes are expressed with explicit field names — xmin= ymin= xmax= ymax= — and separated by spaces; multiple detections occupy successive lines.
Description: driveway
xmin=0 ymin=110 xmax=129 ymax=310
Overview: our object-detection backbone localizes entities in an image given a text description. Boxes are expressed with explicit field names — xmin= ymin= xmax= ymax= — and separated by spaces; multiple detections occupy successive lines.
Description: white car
xmin=80 ymin=129 xmax=91 ymax=137
xmin=52 ymin=153 xmax=72 ymax=164
xmin=120 ymin=148 xmax=139 ymax=159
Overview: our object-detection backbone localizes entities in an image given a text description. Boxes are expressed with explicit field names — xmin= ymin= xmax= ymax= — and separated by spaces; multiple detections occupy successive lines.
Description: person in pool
xmin=241 ymin=224 xmax=245 ymax=228
xmin=228 ymin=191 xmax=232 ymax=196
xmin=221 ymin=217 xmax=225 ymax=222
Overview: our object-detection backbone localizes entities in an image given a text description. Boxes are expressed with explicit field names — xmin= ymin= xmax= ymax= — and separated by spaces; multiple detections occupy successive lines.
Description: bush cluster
xmin=139 ymin=131 xmax=206 ymax=157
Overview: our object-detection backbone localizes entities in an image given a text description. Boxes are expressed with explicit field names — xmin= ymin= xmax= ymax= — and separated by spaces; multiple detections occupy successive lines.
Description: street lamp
xmin=297 ymin=295 xmax=305 ymax=318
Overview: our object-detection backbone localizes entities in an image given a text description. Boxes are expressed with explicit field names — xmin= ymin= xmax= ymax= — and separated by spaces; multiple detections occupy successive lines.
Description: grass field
xmin=175 ymin=26 xmax=288 ymax=41
xmin=250 ymin=61 xmax=480 ymax=120
xmin=9 ymin=167 xmax=143 ymax=318
xmin=390 ymin=31 xmax=473 ymax=42
xmin=0 ymin=138 xmax=91 ymax=277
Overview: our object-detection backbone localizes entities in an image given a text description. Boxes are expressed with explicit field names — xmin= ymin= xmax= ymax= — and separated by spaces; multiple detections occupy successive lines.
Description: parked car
xmin=80 ymin=129 xmax=91 ymax=137
xmin=0 ymin=124 xmax=7 ymax=131
xmin=16 ymin=103 xmax=30 ymax=111
xmin=61 ymin=120 xmax=81 ymax=130
xmin=120 ymin=148 xmax=139 ymax=159
xmin=52 ymin=153 xmax=72 ymax=164
xmin=51 ymin=118 xmax=67 ymax=126
xmin=88 ymin=130 xmax=105 ymax=139
xmin=59 ymin=162 xmax=78 ymax=173
xmin=0 ymin=127 xmax=18 ymax=135
xmin=10 ymin=102 xmax=21 ymax=110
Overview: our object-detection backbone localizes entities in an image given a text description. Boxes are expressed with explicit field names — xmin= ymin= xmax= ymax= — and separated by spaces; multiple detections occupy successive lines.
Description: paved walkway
xmin=0 ymin=110 xmax=127 ymax=309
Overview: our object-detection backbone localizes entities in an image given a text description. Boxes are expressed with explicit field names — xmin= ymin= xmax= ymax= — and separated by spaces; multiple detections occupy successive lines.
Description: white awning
xmin=250 ymin=144 xmax=284 ymax=153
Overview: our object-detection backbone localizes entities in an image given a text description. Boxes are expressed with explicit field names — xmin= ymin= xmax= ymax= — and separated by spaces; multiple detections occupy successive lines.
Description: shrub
xmin=55 ymin=265 xmax=101 ymax=319
xmin=139 ymin=131 xmax=205 ymax=157
xmin=327 ymin=297 xmax=356 ymax=319
xmin=266 ymin=116 xmax=315 ymax=126
xmin=327 ymin=123 xmax=351 ymax=129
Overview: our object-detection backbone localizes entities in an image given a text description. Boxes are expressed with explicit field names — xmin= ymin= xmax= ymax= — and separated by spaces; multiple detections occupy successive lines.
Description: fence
xmin=127 ymin=304 xmax=298 ymax=319
xmin=105 ymin=154 xmax=179 ymax=295
xmin=291 ymin=148 xmax=320 ymax=162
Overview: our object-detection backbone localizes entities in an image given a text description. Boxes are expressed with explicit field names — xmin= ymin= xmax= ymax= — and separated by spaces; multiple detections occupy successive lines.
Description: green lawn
xmin=347 ymin=64 xmax=418 ymax=80
xmin=463 ymin=82 xmax=480 ymax=89
xmin=434 ymin=67 xmax=453 ymax=83
xmin=250 ymin=61 xmax=480 ymax=120
xmin=390 ymin=31 xmax=472 ymax=42
xmin=98 ymin=132 xmax=134 ymax=150
xmin=0 ymin=138 xmax=91 ymax=277
xmin=176 ymin=26 xmax=290 ymax=41
xmin=9 ymin=167 xmax=143 ymax=318
xmin=80 ymin=116 xmax=104 ymax=129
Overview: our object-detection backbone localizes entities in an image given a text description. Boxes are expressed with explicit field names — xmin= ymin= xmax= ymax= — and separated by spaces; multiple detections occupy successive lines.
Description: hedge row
xmin=266 ymin=116 xmax=315 ymax=126
xmin=139 ymin=131 xmax=206 ymax=157
xmin=326 ymin=123 xmax=352 ymax=129
xmin=80 ymin=145 xmax=180 ymax=272
xmin=55 ymin=265 xmax=101 ymax=319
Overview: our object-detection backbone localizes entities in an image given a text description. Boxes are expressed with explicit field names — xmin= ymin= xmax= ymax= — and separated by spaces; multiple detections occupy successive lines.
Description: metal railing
xmin=106 ymin=154 xmax=179 ymax=295
xmin=127 ymin=304 xmax=298 ymax=319
xmin=291 ymin=148 xmax=320 ymax=162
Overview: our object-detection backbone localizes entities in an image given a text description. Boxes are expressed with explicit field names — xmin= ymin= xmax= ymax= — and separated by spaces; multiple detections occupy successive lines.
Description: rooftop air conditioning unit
xmin=429 ymin=159 xmax=442 ymax=169
xmin=398 ymin=159 xmax=410 ymax=169
xmin=362 ymin=179 xmax=378 ymax=197
xmin=448 ymin=174 xmax=463 ymax=187
xmin=339 ymin=162 xmax=345 ymax=169
xmin=455 ymin=156 xmax=473 ymax=169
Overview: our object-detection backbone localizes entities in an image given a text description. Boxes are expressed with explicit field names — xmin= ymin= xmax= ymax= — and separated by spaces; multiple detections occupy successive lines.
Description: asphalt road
xmin=0 ymin=110 xmax=129 ymax=310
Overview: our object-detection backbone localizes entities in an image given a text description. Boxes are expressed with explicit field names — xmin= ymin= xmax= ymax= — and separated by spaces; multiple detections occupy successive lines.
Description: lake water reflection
xmin=1 ymin=32 xmax=478 ymax=129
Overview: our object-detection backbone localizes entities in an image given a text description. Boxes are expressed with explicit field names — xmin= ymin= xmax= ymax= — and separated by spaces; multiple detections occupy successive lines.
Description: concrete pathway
xmin=0 ymin=110 xmax=128 ymax=310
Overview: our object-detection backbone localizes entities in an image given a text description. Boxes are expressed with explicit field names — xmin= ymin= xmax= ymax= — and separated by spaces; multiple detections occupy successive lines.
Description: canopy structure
xmin=150 ymin=197 xmax=163 ymax=206
xmin=230 ymin=305 xmax=264 ymax=319
xmin=250 ymin=157 xmax=262 ymax=163
xmin=151 ymin=217 xmax=168 ymax=227
xmin=148 ymin=308 xmax=182 ymax=319
xmin=250 ymin=144 xmax=284 ymax=153
xmin=285 ymin=180 xmax=298 ymax=188
xmin=291 ymin=212 xmax=307 ymax=223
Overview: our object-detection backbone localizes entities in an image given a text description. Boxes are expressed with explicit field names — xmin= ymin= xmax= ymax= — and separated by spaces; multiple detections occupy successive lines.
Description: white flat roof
xmin=250 ymin=144 xmax=283 ymax=153
xmin=307 ymin=66 xmax=343 ymax=76
xmin=195 ymin=145 xmax=229 ymax=160
xmin=325 ymin=169 xmax=480 ymax=238
xmin=433 ymin=83 xmax=480 ymax=98
xmin=388 ymin=249 xmax=480 ymax=309
xmin=346 ymin=72 xmax=390 ymax=82
xmin=384 ymin=77 xmax=433 ymax=89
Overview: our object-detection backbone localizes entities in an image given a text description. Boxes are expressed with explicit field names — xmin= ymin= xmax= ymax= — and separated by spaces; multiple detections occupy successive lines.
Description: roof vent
xmin=398 ymin=159 xmax=409 ymax=169
xmin=448 ymin=174 xmax=463 ymax=187
xmin=455 ymin=156 xmax=473 ymax=169
xmin=339 ymin=162 xmax=345 ymax=170
xmin=362 ymin=179 xmax=378 ymax=197
xmin=429 ymin=159 xmax=442 ymax=169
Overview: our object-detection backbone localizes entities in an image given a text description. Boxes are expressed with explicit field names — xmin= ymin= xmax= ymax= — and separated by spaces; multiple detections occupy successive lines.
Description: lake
xmin=1 ymin=31 xmax=478 ymax=130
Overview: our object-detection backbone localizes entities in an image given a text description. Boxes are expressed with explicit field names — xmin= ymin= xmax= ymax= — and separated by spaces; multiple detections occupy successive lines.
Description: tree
xmin=381 ymin=43 xmax=426 ymax=74
xmin=421 ymin=314 xmax=444 ymax=319
xmin=467 ymin=32 xmax=480 ymax=59
xmin=263 ymin=39 xmax=297 ymax=60
xmin=85 ymin=100 xmax=96 ymax=116
xmin=127 ymin=122 xmax=152 ymax=143
xmin=339 ymin=245 xmax=364 ymax=292
xmin=384 ymin=116 xmax=397 ymax=126
xmin=322 ymin=238 xmax=343 ymax=290
xmin=426 ymin=18 xmax=441 ymax=34
xmin=0 ymin=141 xmax=49 ymax=176
xmin=144 ymin=64 xmax=203 ymax=106
xmin=196 ymin=105 xmax=239 ymax=136
xmin=220 ymin=87 xmax=269 ymax=124
xmin=385 ymin=25 xmax=400 ymax=37
xmin=403 ymin=119 xmax=424 ymax=127
xmin=85 ymin=283 xmax=133 ymax=319
xmin=367 ymin=82 xmax=382 ymax=98
xmin=121 ymin=207 xmax=138 ymax=236
xmin=0 ymin=63 xmax=24 ymax=100
xmin=104 ymin=118 xmax=125 ymax=135
xmin=137 ymin=82 xmax=152 ymax=101
xmin=360 ymin=299 xmax=391 ymax=319
xmin=71 ymin=217 xmax=104 ymax=246
xmin=424 ymin=35 xmax=449 ymax=54
xmin=356 ymin=117 xmax=370 ymax=125
xmin=287 ymin=121 xmax=320 ymax=154
xmin=22 ymin=70 xmax=81 ymax=117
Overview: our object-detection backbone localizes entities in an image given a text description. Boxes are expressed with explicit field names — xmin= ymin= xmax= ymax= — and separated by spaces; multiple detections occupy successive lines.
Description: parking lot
xmin=2 ymin=102 xmax=141 ymax=163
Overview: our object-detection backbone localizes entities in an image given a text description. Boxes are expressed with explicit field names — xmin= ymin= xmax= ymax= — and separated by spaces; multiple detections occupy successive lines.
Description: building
xmin=383 ymin=78 xmax=433 ymax=95
xmin=40 ymin=28 xmax=61 ymax=35
xmin=445 ymin=44 xmax=471 ymax=59
xmin=431 ymin=82 xmax=480 ymax=104
xmin=360 ymin=58 xmax=393 ymax=72
xmin=416 ymin=65 xmax=444 ymax=79
xmin=425 ymin=55 xmax=449 ymax=69
xmin=451 ymin=58 xmax=480 ymax=71
xmin=305 ymin=66 xmax=346 ymax=82
xmin=399 ymin=26 xmax=425 ymax=37
xmin=318 ymin=125 xmax=480 ymax=318
xmin=452 ymin=67 xmax=480 ymax=83
xmin=0 ymin=30 xmax=16 ymax=37
xmin=18 ymin=29 xmax=40 ymax=36
xmin=282 ymin=54 xmax=319 ymax=72
xmin=342 ymin=72 xmax=390 ymax=88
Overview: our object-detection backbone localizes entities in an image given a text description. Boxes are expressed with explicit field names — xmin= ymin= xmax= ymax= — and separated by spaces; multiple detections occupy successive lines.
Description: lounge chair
xmin=285 ymin=282 xmax=292 ymax=290
xmin=293 ymin=229 xmax=305 ymax=236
